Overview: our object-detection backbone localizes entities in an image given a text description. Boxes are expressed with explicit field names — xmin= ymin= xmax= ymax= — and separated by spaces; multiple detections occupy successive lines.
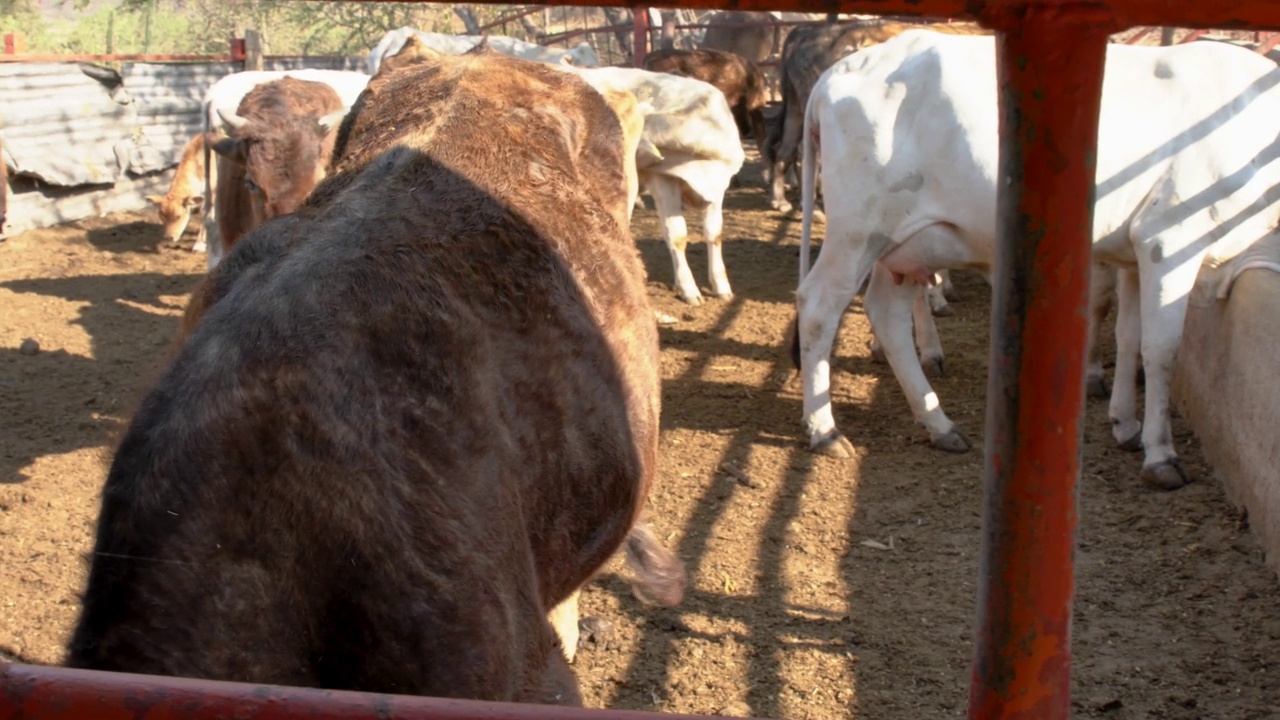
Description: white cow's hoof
xmin=678 ymin=292 xmax=705 ymax=307
xmin=931 ymin=428 xmax=972 ymax=454
xmin=922 ymin=354 xmax=945 ymax=378
xmin=1116 ymin=429 xmax=1143 ymax=452
xmin=1141 ymin=460 xmax=1189 ymax=491
xmin=810 ymin=430 xmax=856 ymax=458
xmin=773 ymin=200 xmax=793 ymax=215
xmin=930 ymin=303 xmax=954 ymax=318
xmin=1086 ymin=375 xmax=1110 ymax=400
xmin=866 ymin=339 xmax=887 ymax=365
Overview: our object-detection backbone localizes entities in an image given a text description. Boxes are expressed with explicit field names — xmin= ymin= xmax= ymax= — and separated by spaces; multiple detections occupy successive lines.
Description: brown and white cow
xmin=148 ymin=132 xmax=218 ymax=247
xmin=208 ymin=77 xmax=348 ymax=266
xmin=643 ymin=47 xmax=770 ymax=156
xmin=67 ymin=49 xmax=684 ymax=702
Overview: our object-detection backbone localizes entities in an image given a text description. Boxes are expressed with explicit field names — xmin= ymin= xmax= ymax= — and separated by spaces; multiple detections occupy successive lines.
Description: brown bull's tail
xmin=624 ymin=521 xmax=686 ymax=607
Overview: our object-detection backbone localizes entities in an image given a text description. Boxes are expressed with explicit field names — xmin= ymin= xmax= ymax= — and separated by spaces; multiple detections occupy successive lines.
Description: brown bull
xmin=209 ymin=77 xmax=347 ymax=259
xmin=68 ymin=49 xmax=683 ymax=704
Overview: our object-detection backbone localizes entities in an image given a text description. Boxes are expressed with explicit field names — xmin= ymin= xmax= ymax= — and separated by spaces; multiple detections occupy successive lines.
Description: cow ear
xmin=210 ymin=137 xmax=246 ymax=164
xmin=184 ymin=195 xmax=204 ymax=208
xmin=146 ymin=194 xmax=164 ymax=205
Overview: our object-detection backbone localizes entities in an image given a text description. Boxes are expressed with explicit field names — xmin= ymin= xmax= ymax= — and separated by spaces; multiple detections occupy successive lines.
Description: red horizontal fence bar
xmin=0 ymin=662 xmax=726 ymax=720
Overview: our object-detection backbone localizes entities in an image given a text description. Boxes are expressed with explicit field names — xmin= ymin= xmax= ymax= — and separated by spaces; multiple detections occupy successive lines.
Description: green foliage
xmin=10 ymin=1 xmax=530 ymax=57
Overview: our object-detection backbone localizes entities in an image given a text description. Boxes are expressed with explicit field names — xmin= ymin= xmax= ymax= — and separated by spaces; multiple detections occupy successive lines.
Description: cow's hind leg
xmin=1108 ymin=268 xmax=1143 ymax=451
xmin=865 ymin=265 xmax=969 ymax=453
xmin=866 ymin=283 xmax=944 ymax=376
xmin=650 ymin=176 xmax=702 ymax=305
xmin=1086 ymin=263 xmax=1117 ymax=399
xmin=702 ymin=196 xmax=733 ymax=300
xmin=795 ymin=240 xmax=873 ymax=458
xmin=913 ymin=284 xmax=945 ymax=377
xmin=770 ymin=107 xmax=803 ymax=214
xmin=547 ymin=589 xmax=581 ymax=664
xmin=1135 ymin=256 xmax=1198 ymax=490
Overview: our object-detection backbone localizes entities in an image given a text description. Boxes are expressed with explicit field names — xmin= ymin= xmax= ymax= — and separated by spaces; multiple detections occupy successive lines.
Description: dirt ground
xmin=2 ymin=159 xmax=1279 ymax=720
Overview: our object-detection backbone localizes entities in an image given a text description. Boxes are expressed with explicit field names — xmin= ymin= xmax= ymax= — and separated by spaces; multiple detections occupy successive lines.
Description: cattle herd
xmin=23 ymin=10 xmax=1277 ymax=709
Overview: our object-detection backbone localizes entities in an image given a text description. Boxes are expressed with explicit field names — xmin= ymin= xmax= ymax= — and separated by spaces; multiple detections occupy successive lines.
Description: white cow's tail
xmin=798 ymin=97 xmax=820 ymax=286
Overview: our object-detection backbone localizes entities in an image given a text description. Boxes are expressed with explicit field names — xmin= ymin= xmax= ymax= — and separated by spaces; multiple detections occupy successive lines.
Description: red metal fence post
xmin=2 ymin=32 xmax=25 ymax=55
xmin=967 ymin=4 xmax=1115 ymax=719
xmin=632 ymin=6 xmax=649 ymax=67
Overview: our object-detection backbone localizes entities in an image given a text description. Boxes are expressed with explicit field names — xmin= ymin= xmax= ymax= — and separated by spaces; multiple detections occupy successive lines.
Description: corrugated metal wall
xmin=0 ymin=55 xmax=365 ymax=237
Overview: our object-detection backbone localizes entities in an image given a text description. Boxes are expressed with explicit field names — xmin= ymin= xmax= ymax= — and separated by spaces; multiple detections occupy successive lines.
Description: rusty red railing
xmin=5 ymin=1 xmax=1280 ymax=719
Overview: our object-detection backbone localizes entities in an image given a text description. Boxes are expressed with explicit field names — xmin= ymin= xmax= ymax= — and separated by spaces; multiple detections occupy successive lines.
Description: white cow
xmin=795 ymin=30 xmax=1280 ymax=490
xmin=198 ymin=69 xmax=370 ymax=269
xmin=562 ymin=66 xmax=746 ymax=305
xmin=367 ymin=27 xmax=601 ymax=76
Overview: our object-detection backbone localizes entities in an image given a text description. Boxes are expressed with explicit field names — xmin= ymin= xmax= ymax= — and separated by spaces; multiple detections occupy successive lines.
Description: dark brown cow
xmin=209 ymin=77 xmax=347 ymax=260
xmin=764 ymin=19 xmax=987 ymax=213
xmin=643 ymin=47 xmax=769 ymax=156
xmin=698 ymin=10 xmax=782 ymax=65
xmin=66 ymin=49 xmax=683 ymax=704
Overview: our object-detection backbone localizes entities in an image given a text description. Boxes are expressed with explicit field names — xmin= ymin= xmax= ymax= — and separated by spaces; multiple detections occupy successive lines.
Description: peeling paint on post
xmin=967 ymin=4 xmax=1115 ymax=719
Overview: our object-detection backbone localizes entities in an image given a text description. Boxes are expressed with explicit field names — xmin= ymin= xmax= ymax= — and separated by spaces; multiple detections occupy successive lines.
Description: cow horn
xmin=217 ymin=107 xmax=249 ymax=133
xmin=317 ymin=107 xmax=349 ymax=132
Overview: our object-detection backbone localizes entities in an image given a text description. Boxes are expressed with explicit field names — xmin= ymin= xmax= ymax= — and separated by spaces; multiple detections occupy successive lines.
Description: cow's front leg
xmin=702 ymin=197 xmax=732 ymax=300
xmin=865 ymin=265 xmax=969 ymax=453
xmin=649 ymin=176 xmax=702 ymax=305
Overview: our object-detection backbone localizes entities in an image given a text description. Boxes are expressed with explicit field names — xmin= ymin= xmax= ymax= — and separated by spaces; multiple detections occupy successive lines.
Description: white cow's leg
xmin=926 ymin=281 xmax=953 ymax=317
xmin=866 ymin=265 xmax=968 ymax=453
xmin=913 ymin=284 xmax=944 ymax=377
xmin=1085 ymin=263 xmax=1117 ymax=399
xmin=1108 ymin=267 xmax=1142 ymax=451
xmin=547 ymin=588 xmax=581 ymax=664
xmin=796 ymin=246 xmax=869 ymax=458
xmin=1135 ymin=259 xmax=1197 ymax=490
xmin=650 ymin=176 xmax=701 ymax=305
xmin=938 ymin=268 xmax=959 ymax=303
xmin=702 ymin=197 xmax=732 ymax=300
xmin=203 ymin=212 xmax=223 ymax=271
